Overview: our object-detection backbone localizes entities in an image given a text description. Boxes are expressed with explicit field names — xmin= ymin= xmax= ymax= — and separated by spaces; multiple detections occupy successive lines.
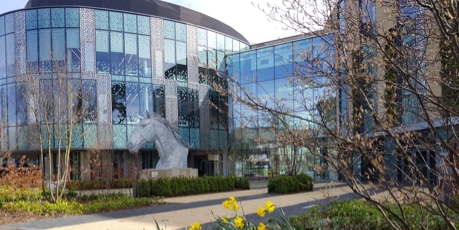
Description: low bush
xmin=67 ymin=178 xmax=133 ymax=191
xmin=134 ymin=176 xmax=250 ymax=197
xmin=268 ymin=173 xmax=313 ymax=194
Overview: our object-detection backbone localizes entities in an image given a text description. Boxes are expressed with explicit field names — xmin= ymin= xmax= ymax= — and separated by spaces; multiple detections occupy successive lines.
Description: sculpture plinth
xmin=140 ymin=168 xmax=198 ymax=180
xmin=127 ymin=111 xmax=190 ymax=171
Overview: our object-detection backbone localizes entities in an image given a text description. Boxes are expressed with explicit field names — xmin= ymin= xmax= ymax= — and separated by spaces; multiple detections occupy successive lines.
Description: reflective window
xmin=125 ymin=33 xmax=138 ymax=76
xmin=138 ymin=35 xmax=151 ymax=77
xmin=96 ymin=30 xmax=110 ymax=73
xmin=257 ymin=47 xmax=274 ymax=82
xmin=26 ymin=10 xmax=37 ymax=30
xmin=124 ymin=13 xmax=137 ymax=34
xmin=38 ymin=9 xmax=51 ymax=29
xmin=110 ymin=31 xmax=124 ymax=75
xmin=95 ymin=10 xmax=109 ymax=30
xmin=175 ymin=23 xmax=186 ymax=42
xmin=0 ymin=36 xmax=5 ymax=79
xmin=197 ymin=28 xmax=207 ymax=46
xmin=208 ymin=31 xmax=216 ymax=49
xmin=112 ymin=82 xmax=126 ymax=124
xmin=240 ymin=51 xmax=256 ymax=84
xmin=6 ymin=34 xmax=15 ymax=77
xmin=4 ymin=14 xmax=13 ymax=34
xmin=66 ymin=28 xmax=81 ymax=72
xmin=258 ymin=80 xmax=275 ymax=109
xmin=52 ymin=29 xmax=65 ymax=61
xmin=7 ymin=83 xmax=16 ymax=125
xmin=82 ymin=80 xmax=97 ymax=122
xmin=126 ymin=83 xmax=140 ymax=124
xmin=225 ymin=36 xmax=233 ymax=52
xmin=66 ymin=8 xmax=79 ymax=27
xmin=164 ymin=20 xmax=175 ymax=40
xmin=137 ymin=16 xmax=150 ymax=35
xmin=274 ymin=43 xmax=293 ymax=79
xmin=110 ymin=12 xmax=123 ymax=31
xmin=164 ymin=21 xmax=187 ymax=84
xmin=51 ymin=8 xmax=65 ymax=27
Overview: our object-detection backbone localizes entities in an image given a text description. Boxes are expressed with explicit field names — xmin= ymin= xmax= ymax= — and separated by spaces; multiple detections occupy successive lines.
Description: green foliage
xmin=134 ymin=176 xmax=250 ymax=198
xmin=289 ymin=199 xmax=458 ymax=230
xmin=66 ymin=178 xmax=133 ymax=191
xmin=268 ymin=174 xmax=313 ymax=194
xmin=0 ymin=186 xmax=44 ymax=203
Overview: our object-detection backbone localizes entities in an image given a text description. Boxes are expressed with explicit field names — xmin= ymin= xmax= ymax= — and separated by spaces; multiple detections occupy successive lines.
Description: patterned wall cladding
xmin=96 ymin=74 xmax=111 ymax=94
xmin=126 ymin=124 xmax=136 ymax=143
xmin=166 ymin=97 xmax=178 ymax=129
xmin=178 ymin=127 xmax=190 ymax=146
xmin=151 ymin=18 xmax=164 ymax=80
xmin=15 ymin=10 xmax=27 ymax=76
xmin=98 ymin=124 xmax=113 ymax=149
xmin=97 ymin=93 xmax=110 ymax=123
xmin=113 ymin=124 xmax=127 ymax=148
xmin=190 ymin=127 xmax=200 ymax=149
xmin=14 ymin=12 xmax=25 ymax=43
xmin=71 ymin=125 xmax=83 ymax=148
xmin=18 ymin=126 xmax=28 ymax=150
xmin=187 ymin=25 xmax=199 ymax=84
xmin=199 ymin=85 xmax=210 ymax=149
xmin=81 ymin=9 xmax=96 ymax=74
xmin=8 ymin=127 xmax=17 ymax=151
xmin=84 ymin=124 xmax=97 ymax=148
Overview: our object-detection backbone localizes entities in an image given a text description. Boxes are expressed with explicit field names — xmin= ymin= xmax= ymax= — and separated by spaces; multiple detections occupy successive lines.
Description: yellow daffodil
xmin=257 ymin=222 xmax=267 ymax=230
xmin=234 ymin=216 xmax=245 ymax=228
xmin=222 ymin=217 xmax=229 ymax=223
xmin=189 ymin=222 xmax=202 ymax=230
xmin=222 ymin=196 xmax=240 ymax=211
xmin=257 ymin=206 xmax=266 ymax=217
xmin=265 ymin=200 xmax=275 ymax=213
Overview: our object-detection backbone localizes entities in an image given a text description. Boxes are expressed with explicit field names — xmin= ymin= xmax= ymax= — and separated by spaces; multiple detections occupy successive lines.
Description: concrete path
xmin=1 ymin=180 xmax=360 ymax=230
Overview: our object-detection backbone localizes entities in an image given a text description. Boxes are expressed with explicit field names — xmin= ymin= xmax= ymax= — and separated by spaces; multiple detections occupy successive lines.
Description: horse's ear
xmin=146 ymin=110 xmax=151 ymax=119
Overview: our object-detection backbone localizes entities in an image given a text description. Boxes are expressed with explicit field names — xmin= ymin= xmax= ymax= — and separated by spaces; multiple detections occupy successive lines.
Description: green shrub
xmin=268 ymin=174 xmax=313 ymax=194
xmin=135 ymin=176 xmax=250 ymax=197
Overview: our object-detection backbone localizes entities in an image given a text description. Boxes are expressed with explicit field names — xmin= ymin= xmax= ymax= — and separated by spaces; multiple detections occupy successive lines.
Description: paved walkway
xmin=1 ymin=180 xmax=360 ymax=230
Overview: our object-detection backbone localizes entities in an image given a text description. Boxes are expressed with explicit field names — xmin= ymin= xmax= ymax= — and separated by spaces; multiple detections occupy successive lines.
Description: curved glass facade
xmin=0 ymin=5 xmax=249 ymax=175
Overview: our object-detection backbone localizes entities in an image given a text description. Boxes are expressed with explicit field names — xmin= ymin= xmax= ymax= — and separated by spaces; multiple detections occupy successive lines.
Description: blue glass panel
xmin=113 ymin=125 xmax=127 ymax=148
xmin=83 ymin=124 xmax=97 ymax=148
xmin=227 ymin=54 xmax=239 ymax=81
xmin=210 ymin=129 xmax=218 ymax=149
xmin=198 ymin=46 xmax=207 ymax=67
xmin=66 ymin=28 xmax=81 ymax=72
xmin=16 ymin=84 xmax=27 ymax=125
xmin=38 ymin=9 xmax=51 ymax=28
xmin=51 ymin=8 xmax=65 ymax=27
xmin=71 ymin=125 xmax=83 ymax=148
xmin=26 ymin=31 xmax=38 ymax=71
xmin=258 ymin=80 xmax=275 ymax=109
xmin=137 ymin=16 xmax=150 ymax=35
xmin=217 ymin=51 xmax=225 ymax=72
xmin=164 ymin=39 xmax=175 ymax=75
xmin=176 ymin=41 xmax=186 ymax=65
xmin=275 ymin=78 xmax=294 ymax=111
xmin=40 ymin=125 xmax=49 ymax=149
xmin=5 ymin=34 xmax=14 ymax=77
xmin=197 ymin=28 xmax=207 ymax=46
xmin=26 ymin=10 xmax=37 ymax=30
xmin=240 ymin=51 xmax=256 ymax=84
xmin=95 ymin=10 xmax=109 ymax=30
xmin=4 ymin=14 xmax=13 ymax=34
xmin=163 ymin=20 xmax=175 ymax=39
xmin=126 ymin=82 xmax=140 ymax=124
xmin=219 ymin=130 xmax=227 ymax=149
xmin=225 ymin=36 xmax=232 ymax=52
xmin=124 ymin=13 xmax=137 ymax=33
xmin=0 ymin=17 xmax=4 ymax=35
xmin=257 ymin=47 xmax=274 ymax=82
xmin=139 ymin=35 xmax=151 ymax=77
xmin=126 ymin=124 xmax=136 ymax=144
xmin=96 ymin=30 xmax=110 ymax=73
xmin=0 ymin=36 xmax=5 ymax=79
xmin=39 ymin=29 xmax=51 ymax=72
xmin=208 ymin=48 xmax=217 ymax=69
xmin=8 ymin=127 xmax=16 ymax=150
xmin=179 ymin=127 xmax=190 ymax=146
xmin=274 ymin=43 xmax=293 ymax=79
xmin=52 ymin=29 xmax=65 ymax=60
xmin=7 ymin=83 xmax=16 ymax=125
xmin=110 ymin=32 xmax=124 ymax=75
xmin=217 ymin=33 xmax=224 ymax=50
xmin=190 ymin=128 xmax=199 ymax=149
xmin=175 ymin=23 xmax=186 ymax=42
xmin=18 ymin=126 xmax=27 ymax=150
xmin=139 ymin=84 xmax=153 ymax=117
xmin=208 ymin=31 xmax=216 ymax=49
xmin=66 ymin=8 xmax=80 ymax=27
xmin=125 ymin=33 xmax=138 ymax=76
xmin=112 ymin=82 xmax=127 ymax=124
xmin=110 ymin=12 xmax=123 ymax=31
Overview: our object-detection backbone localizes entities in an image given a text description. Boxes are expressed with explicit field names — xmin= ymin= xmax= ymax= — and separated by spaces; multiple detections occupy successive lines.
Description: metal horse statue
xmin=127 ymin=111 xmax=188 ymax=169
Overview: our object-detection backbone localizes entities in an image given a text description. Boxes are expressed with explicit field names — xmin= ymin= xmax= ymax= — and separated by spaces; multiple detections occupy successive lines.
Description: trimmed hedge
xmin=134 ymin=176 xmax=250 ymax=197
xmin=67 ymin=178 xmax=134 ymax=191
xmin=268 ymin=173 xmax=313 ymax=194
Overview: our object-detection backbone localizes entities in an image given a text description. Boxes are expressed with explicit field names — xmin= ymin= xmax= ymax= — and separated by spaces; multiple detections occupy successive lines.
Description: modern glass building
xmin=226 ymin=34 xmax=340 ymax=181
xmin=0 ymin=0 xmax=249 ymax=179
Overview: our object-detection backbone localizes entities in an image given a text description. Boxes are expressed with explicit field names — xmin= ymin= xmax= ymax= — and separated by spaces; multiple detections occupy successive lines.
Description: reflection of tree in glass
xmin=111 ymin=83 xmax=126 ymax=124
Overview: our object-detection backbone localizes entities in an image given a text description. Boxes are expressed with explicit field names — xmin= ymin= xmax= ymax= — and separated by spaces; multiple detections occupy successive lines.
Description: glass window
xmin=110 ymin=12 xmax=123 ymax=31
xmin=153 ymin=85 xmax=165 ymax=117
xmin=175 ymin=23 xmax=186 ymax=42
xmin=66 ymin=8 xmax=80 ymax=28
xmin=240 ymin=51 xmax=256 ymax=84
xmin=275 ymin=78 xmax=294 ymax=111
xmin=125 ymin=33 xmax=138 ymax=76
xmin=17 ymin=84 xmax=27 ymax=125
xmin=39 ymin=29 xmax=52 ymax=72
xmin=258 ymin=80 xmax=275 ymax=109
xmin=176 ymin=41 xmax=186 ymax=65
xmin=96 ymin=30 xmax=110 ymax=73
xmin=82 ymin=80 xmax=97 ymax=122
xmin=227 ymin=54 xmax=239 ymax=81
xmin=4 ymin=14 xmax=13 ymax=34
xmin=7 ymin=83 xmax=16 ymax=125
xmin=138 ymin=35 xmax=151 ymax=77
xmin=257 ymin=47 xmax=274 ymax=82
xmin=26 ymin=10 xmax=37 ymax=30
xmin=217 ymin=50 xmax=225 ymax=72
xmin=110 ymin=32 xmax=124 ymax=75
xmin=208 ymin=48 xmax=217 ymax=69
xmin=164 ymin=20 xmax=175 ymax=40
xmin=124 ymin=13 xmax=137 ymax=34
xmin=126 ymin=82 xmax=140 ymax=124
xmin=51 ymin=8 xmax=65 ymax=27
xmin=197 ymin=28 xmax=207 ymax=46
xmin=137 ymin=16 xmax=150 ymax=35
xmin=164 ymin=39 xmax=175 ymax=71
xmin=274 ymin=43 xmax=293 ymax=79
xmin=233 ymin=40 xmax=240 ymax=52
xmin=66 ymin=28 xmax=81 ymax=72
xmin=6 ymin=34 xmax=15 ymax=77
xmin=26 ymin=30 xmax=38 ymax=70
xmin=139 ymin=84 xmax=153 ymax=117
xmin=95 ymin=10 xmax=109 ymax=30
xmin=208 ymin=31 xmax=216 ymax=49
xmin=0 ymin=16 xmax=4 ymax=35
xmin=217 ymin=33 xmax=225 ymax=50
xmin=0 ymin=36 xmax=5 ymax=79
xmin=38 ymin=9 xmax=51 ymax=29
xmin=225 ymin=36 xmax=233 ymax=52
xmin=52 ymin=29 xmax=65 ymax=61
xmin=112 ymin=82 xmax=126 ymax=124
xmin=198 ymin=46 xmax=207 ymax=67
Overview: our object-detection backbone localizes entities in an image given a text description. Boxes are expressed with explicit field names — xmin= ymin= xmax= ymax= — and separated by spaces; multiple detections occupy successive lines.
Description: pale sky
xmin=0 ymin=0 xmax=300 ymax=44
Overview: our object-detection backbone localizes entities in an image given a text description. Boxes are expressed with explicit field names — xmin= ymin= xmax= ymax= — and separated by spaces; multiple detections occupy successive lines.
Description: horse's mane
xmin=150 ymin=113 xmax=190 ymax=148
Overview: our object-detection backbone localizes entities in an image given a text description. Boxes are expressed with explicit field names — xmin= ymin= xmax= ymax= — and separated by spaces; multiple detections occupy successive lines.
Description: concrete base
xmin=140 ymin=168 xmax=198 ymax=180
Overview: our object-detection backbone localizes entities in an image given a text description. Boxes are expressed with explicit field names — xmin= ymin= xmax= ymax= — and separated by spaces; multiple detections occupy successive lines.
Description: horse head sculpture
xmin=127 ymin=111 xmax=189 ymax=169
